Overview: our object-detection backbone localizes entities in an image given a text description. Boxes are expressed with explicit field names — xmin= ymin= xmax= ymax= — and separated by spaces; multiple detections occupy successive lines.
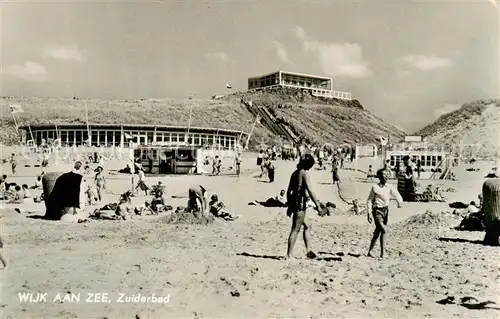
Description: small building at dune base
xmin=19 ymin=124 xmax=247 ymax=150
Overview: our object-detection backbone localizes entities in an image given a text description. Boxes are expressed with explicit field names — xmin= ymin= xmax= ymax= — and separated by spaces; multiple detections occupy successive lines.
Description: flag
xmin=226 ymin=84 xmax=232 ymax=89
xmin=124 ymin=133 xmax=134 ymax=140
xmin=380 ymin=136 xmax=387 ymax=146
xmin=10 ymin=104 xmax=24 ymax=114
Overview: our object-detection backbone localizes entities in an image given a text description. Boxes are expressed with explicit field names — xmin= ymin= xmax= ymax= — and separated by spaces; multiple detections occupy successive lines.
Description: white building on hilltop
xmin=247 ymin=70 xmax=352 ymax=100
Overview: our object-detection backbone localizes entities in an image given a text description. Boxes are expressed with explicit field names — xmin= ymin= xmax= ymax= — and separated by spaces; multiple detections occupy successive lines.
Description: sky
xmin=1 ymin=0 xmax=499 ymax=132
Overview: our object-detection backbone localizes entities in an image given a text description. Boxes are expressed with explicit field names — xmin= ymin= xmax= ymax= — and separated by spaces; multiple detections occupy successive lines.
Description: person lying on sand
xmin=286 ymin=154 xmax=327 ymax=260
xmin=250 ymin=189 xmax=287 ymax=207
xmin=366 ymin=168 xmax=403 ymax=258
xmin=187 ymin=185 xmax=207 ymax=213
xmin=209 ymin=194 xmax=239 ymax=221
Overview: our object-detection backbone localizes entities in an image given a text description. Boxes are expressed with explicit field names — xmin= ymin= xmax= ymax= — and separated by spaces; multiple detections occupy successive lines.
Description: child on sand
xmin=366 ymin=168 xmax=403 ymax=258
xmin=212 ymin=156 xmax=222 ymax=175
xmin=22 ymin=184 xmax=31 ymax=199
xmin=10 ymin=154 xmax=17 ymax=175
xmin=286 ymin=154 xmax=326 ymax=260
xmin=94 ymin=166 xmax=106 ymax=202
xmin=367 ymin=165 xmax=374 ymax=181
xmin=235 ymin=154 xmax=242 ymax=177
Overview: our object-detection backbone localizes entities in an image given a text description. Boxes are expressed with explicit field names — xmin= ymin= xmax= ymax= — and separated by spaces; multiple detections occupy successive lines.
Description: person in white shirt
xmin=135 ymin=167 xmax=149 ymax=195
xmin=366 ymin=168 xmax=403 ymax=258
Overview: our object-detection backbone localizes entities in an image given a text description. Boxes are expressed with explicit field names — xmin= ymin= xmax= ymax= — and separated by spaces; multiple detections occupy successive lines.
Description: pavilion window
xmin=193 ymin=134 xmax=200 ymax=145
xmin=91 ymin=131 xmax=99 ymax=146
xmin=114 ymin=131 xmax=121 ymax=146
xmin=75 ymin=131 xmax=82 ymax=145
xmin=61 ymin=131 xmax=68 ymax=145
xmin=106 ymin=131 xmax=114 ymax=147
xmin=171 ymin=133 xmax=178 ymax=143
xmin=98 ymin=131 xmax=106 ymax=146
xmin=147 ymin=132 xmax=154 ymax=144
xmin=431 ymin=156 xmax=437 ymax=167
xmin=178 ymin=134 xmax=185 ymax=143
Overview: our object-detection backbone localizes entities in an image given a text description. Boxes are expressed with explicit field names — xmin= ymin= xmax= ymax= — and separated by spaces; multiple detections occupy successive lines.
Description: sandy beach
xmin=0 ymin=152 xmax=499 ymax=319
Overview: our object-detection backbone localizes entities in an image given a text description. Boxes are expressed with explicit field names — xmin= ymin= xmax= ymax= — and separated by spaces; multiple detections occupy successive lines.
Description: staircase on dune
xmin=240 ymin=98 xmax=300 ymax=144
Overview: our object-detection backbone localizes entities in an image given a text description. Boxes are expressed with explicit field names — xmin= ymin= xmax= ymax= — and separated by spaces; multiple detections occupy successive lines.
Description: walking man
xmin=366 ymin=168 xmax=403 ymax=258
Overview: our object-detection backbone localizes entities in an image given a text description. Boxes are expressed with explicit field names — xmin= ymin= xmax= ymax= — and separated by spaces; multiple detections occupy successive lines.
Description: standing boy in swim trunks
xmin=286 ymin=153 xmax=325 ymax=260
xmin=366 ymin=168 xmax=403 ymax=258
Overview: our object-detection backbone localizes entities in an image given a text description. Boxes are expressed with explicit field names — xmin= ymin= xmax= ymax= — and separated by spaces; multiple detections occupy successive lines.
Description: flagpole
xmin=186 ymin=102 xmax=193 ymax=145
xmin=245 ymin=116 xmax=259 ymax=150
xmin=85 ymin=101 xmax=91 ymax=146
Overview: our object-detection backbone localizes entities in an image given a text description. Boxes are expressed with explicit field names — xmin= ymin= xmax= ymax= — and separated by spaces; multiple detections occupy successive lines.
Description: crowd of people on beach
xmin=1 ymin=138 xmax=496 ymax=269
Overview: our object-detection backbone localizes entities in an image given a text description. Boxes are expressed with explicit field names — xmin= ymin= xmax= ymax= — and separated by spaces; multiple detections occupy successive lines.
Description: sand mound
xmin=397 ymin=210 xmax=461 ymax=229
xmin=157 ymin=209 xmax=215 ymax=225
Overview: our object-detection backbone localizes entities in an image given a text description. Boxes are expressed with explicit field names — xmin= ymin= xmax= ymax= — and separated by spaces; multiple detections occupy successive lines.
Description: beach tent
xmin=43 ymin=171 xmax=84 ymax=220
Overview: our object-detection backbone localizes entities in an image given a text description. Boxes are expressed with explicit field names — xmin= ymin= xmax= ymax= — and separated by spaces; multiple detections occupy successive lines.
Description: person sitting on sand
xmin=366 ymin=168 xmax=403 ymax=258
xmin=7 ymin=185 xmax=24 ymax=204
xmin=286 ymin=153 xmax=326 ymax=260
xmin=187 ymin=185 xmax=207 ymax=213
xmin=149 ymin=182 xmax=166 ymax=213
xmin=32 ymin=175 xmax=42 ymax=189
xmin=208 ymin=194 xmax=239 ymax=221
xmin=251 ymin=189 xmax=287 ymax=207
xmin=21 ymin=184 xmax=31 ymax=199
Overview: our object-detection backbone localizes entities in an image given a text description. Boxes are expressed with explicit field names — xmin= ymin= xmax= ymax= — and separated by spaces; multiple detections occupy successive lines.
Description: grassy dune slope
xmin=415 ymin=99 xmax=500 ymax=158
xmin=225 ymin=88 xmax=405 ymax=145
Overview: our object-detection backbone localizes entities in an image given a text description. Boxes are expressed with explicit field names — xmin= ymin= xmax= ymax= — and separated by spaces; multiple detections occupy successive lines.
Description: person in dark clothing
xmin=266 ymin=160 xmax=275 ymax=183
xmin=286 ymin=154 xmax=326 ymax=260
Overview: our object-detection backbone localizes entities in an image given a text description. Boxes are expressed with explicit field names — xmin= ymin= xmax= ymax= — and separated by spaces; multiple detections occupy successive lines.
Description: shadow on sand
xmin=438 ymin=237 xmax=484 ymax=245
xmin=26 ymin=215 xmax=48 ymax=220
xmin=318 ymin=251 xmax=362 ymax=258
xmin=237 ymin=252 xmax=344 ymax=262
xmin=237 ymin=252 xmax=283 ymax=260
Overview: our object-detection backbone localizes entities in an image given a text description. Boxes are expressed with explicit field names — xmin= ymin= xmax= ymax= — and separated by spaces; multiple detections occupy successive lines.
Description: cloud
xmin=205 ymin=52 xmax=231 ymax=62
xmin=44 ymin=46 xmax=83 ymax=62
xmin=271 ymin=41 xmax=291 ymax=64
xmin=294 ymin=26 xmax=307 ymax=41
xmin=402 ymin=54 xmax=454 ymax=71
xmin=3 ymin=60 xmax=48 ymax=82
xmin=294 ymin=26 xmax=372 ymax=78
xmin=435 ymin=103 xmax=461 ymax=117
